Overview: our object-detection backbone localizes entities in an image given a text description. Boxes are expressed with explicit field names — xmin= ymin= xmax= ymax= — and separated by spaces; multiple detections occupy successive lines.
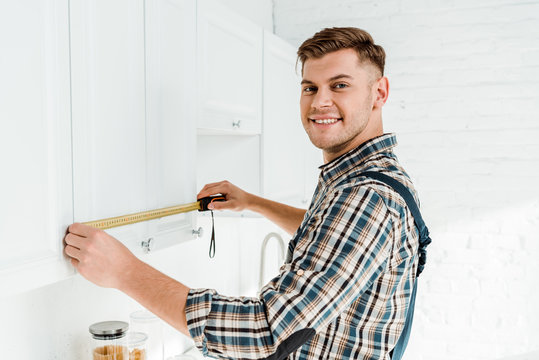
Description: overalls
xmin=359 ymin=172 xmax=432 ymax=360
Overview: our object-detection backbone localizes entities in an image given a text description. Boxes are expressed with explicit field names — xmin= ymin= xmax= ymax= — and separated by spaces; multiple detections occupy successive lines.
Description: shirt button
xmin=297 ymin=269 xmax=304 ymax=276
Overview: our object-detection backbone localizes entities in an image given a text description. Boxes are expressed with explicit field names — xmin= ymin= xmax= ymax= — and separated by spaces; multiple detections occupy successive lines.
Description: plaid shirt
xmin=186 ymin=134 xmax=420 ymax=359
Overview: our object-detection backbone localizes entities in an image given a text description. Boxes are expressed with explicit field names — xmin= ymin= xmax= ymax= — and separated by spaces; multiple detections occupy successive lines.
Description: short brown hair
xmin=297 ymin=27 xmax=386 ymax=76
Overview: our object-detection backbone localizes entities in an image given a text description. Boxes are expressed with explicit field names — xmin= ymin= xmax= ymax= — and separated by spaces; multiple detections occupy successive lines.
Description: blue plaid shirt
xmin=186 ymin=134 xmax=420 ymax=359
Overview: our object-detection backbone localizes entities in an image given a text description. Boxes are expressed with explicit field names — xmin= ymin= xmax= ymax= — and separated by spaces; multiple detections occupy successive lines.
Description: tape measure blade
xmin=82 ymin=201 xmax=202 ymax=230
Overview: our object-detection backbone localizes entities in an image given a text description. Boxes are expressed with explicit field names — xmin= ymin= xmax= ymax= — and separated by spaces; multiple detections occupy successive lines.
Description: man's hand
xmin=64 ymin=222 xmax=192 ymax=336
xmin=197 ymin=180 xmax=253 ymax=212
xmin=64 ymin=223 xmax=139 ymax=289
xmin=197 ymin=180 xmax=307 ymax=235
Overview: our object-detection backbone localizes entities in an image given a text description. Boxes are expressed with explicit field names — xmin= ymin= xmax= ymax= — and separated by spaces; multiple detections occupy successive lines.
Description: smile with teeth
xmin=311 ymin=118 xmax=342 ymax=124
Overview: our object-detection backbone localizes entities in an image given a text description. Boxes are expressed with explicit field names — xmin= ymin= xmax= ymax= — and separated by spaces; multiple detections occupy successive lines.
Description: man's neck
xmin=323 ymin=129 xmax=383 ymax=163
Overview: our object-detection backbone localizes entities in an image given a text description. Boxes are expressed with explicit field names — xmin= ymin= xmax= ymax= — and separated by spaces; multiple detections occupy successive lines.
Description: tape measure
xmin=82 ymin=195 xmax=226 ymax=230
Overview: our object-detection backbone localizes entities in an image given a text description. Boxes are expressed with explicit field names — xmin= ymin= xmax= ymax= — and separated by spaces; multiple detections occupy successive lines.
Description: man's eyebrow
xmin=329 ymin=74 xmax=354 ymax=81
xmin=301 ymin=74 xmax=354 ymax=85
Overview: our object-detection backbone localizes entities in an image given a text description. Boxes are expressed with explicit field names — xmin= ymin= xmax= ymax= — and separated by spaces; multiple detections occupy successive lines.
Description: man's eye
xmin=303 ymin=86 xmax=317 ymax=93
xmin=334 ymin=83 xmax=348 ymax=89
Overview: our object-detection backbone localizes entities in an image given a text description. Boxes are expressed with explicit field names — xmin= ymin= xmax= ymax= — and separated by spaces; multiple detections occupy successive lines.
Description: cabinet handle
xmin=232 ymin=120 xmax=241 ymax=129
xmin=141 ymin=237 xmax=155 ymax=254
xmin=192 ymin=227 xmax=204 ymax=238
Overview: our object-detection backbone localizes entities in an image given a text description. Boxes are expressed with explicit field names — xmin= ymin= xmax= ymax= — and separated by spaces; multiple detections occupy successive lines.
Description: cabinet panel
xmin=145 ymin=0 xmax=198 ymax=249
xmin=197 ymin=0 xmax=262 ymax=134
xmin=197 ymin=135 xmax=261 ymax=200
xmin=0 ymin=0 xmax=73 ymax=296
xmin=70 ymin=0 xmax=147 ymax=243
xmin=262 ymin=31 xmax=321 ymax=206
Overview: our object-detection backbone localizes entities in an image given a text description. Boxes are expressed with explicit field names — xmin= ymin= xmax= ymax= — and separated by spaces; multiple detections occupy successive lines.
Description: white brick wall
xmin=274 ymin=1 xmax=539 ymax=359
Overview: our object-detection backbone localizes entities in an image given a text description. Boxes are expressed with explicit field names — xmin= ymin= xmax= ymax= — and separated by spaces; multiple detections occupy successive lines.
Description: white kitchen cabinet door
xmin=70 ymin=0 xmax=148 ymax=246
xmin=262 ymin=31 xmax=321 ymax=207
xmin=145 ymin=0 xmax=198 ymax=251
xmin=197 ymin=0 xmax=263 ymax=135
xmin=0 ymin=0 xmax=74 ymax=297
xmin=197 ymin=135 xmax=261 ymax=201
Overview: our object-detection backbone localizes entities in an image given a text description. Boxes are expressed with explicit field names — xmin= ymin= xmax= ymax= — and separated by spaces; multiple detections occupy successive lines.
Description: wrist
xmin=246 ymin=193 xmax=265 ymax=214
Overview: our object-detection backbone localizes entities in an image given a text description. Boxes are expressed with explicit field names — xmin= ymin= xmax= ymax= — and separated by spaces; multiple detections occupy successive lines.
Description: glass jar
xmin=128 ymin=332 xmax=148 ymax=360
xmin=130 ymin=310 xmax=164 ymax=360
xmin=89 ymin=321 xmax=129 ymax=360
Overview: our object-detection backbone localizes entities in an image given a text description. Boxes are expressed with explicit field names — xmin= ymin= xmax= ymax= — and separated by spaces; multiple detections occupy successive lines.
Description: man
xmin=65 ymin=27 xmax=424 ymax=359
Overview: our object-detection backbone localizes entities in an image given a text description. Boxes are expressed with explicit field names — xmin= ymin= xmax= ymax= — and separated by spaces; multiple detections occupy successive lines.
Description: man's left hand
xmin=64 ymin=223 xmax=138 ymax=289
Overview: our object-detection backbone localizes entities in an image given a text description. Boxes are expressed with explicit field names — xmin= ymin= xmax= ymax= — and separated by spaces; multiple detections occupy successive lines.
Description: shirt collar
xmin=319 ymin=133 xmax=398 ymax=185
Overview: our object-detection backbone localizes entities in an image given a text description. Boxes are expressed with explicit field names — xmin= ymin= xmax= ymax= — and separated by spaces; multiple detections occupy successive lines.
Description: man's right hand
xmin=196 ymin=180 xmax=307 ymax=235
xmin=197 ymin=180 xmax=253 ymax=212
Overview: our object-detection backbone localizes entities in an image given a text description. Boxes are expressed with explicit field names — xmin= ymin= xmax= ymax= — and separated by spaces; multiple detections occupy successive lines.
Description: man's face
xmin=300 ymin=48 xmax=379 ymax=161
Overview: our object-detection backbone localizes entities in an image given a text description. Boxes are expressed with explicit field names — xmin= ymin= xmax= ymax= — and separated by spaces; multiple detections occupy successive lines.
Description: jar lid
xmin=89 ymin=321 xmax=129 ymax=340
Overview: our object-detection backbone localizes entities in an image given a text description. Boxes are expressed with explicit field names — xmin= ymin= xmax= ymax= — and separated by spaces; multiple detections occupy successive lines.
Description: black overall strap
xmin=359 ymin=171 xmax=432 ymax=360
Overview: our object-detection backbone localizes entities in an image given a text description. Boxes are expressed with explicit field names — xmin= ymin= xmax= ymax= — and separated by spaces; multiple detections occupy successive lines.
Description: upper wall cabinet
xmin=70 ymin=0 xmax=148 ymax=245
xmin=262 ymin=31 xmax=321 ymax=207
xmin=145 ymin=0 xmax=198 ymax=249
xmin=0 ymin=0 xmax=74 ymax=296
xmin=197 ymin=0 xmax=263 ymax=135
xmin=71 ymin=0 xmax=198 ymax=252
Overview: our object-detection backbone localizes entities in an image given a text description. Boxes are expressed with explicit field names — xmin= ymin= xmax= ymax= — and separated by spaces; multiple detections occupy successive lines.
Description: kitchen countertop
xmin=168 ymin=346 xmax=206 ymax=360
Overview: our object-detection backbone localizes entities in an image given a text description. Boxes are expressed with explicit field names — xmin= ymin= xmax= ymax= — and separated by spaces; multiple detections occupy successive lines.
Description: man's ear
xmin=373 ymin=76 xmax=389 ymax=109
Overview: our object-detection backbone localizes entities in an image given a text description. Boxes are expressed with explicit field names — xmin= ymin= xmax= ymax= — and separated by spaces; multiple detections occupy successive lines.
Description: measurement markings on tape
xmin=82 ymin=195 xmax=226 ymax=230
xmin=83 ymin=202 xmax=201 ymax=230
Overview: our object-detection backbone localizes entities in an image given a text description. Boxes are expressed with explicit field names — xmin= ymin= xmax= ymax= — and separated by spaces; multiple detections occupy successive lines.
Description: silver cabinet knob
xmin=232 ymin=120 xmax=241 ymax=129
xmin=141 ymin=237 xmax=155 ymax=254
xmin=192 ymin=227 xmax=203 ymax=238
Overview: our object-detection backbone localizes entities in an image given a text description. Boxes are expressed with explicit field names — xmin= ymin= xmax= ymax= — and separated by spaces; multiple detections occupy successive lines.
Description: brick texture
xmin=273 ymin=1 xmax=539 ymax=359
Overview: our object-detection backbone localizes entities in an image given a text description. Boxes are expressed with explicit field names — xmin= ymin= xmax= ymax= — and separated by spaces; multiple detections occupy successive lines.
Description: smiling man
xmin=65 ymin=27 xmax=429 ymax=360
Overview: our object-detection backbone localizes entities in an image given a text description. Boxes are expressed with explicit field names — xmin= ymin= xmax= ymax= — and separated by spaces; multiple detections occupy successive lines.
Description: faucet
xmin=259 ymin=232 xmax=285 ymax=290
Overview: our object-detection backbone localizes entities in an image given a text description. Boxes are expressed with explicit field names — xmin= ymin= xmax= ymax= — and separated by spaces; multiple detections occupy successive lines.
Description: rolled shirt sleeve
xmin=185 ymin=186 xmax=394 ymax=359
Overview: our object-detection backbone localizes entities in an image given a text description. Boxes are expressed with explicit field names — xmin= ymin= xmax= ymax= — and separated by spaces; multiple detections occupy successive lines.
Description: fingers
xmin=64 ymin=232 xmax=85 ymax=262
xmin=197 ymin=180 xmax=252 ymax=212
xmin=64 ymin=232 xmax=86 ymax=250
xmin=65 ymin=244 xmax=82 ymax=261
xmin=67 ymin=222 xmax=94 ymax=237
xmin=197 ymin=180 xmax=232 ymax=199
xmin=208 ymin=199 xmax=225 ymax=210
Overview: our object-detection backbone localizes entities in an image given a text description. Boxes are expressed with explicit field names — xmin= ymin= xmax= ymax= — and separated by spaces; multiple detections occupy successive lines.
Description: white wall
xmin=273 ymin=1 xmax=539 ymax=359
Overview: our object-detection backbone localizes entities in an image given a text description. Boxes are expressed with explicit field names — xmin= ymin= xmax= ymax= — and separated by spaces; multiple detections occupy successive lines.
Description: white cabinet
xmin=262 ymin=31 xmax=321 ymax=207
xmin=70 ymin=0 xmax=198 ymax=251
xmin=197 ymin=0 xmax=263 ymax=135
xmin=196 ymin=0 xmax=264 ymax=204
xmin=0 ymin=0 xmax=74 ymax=296
xmin=70 ymin=0 xmax=148 ymax=246
xmin=145 ymin=0 xmax=198 ymax=249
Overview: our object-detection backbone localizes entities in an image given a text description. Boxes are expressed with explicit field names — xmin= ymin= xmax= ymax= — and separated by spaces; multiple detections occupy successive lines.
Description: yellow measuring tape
xmin=82 ymin=195 xmax=226 ymax=230
xmin=82 ymin=201 xmax=202 ymax=230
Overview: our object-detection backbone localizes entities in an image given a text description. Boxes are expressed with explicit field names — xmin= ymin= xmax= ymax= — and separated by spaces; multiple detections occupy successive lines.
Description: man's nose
xmin=311 ymin=87 xmax=333 ymax=109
